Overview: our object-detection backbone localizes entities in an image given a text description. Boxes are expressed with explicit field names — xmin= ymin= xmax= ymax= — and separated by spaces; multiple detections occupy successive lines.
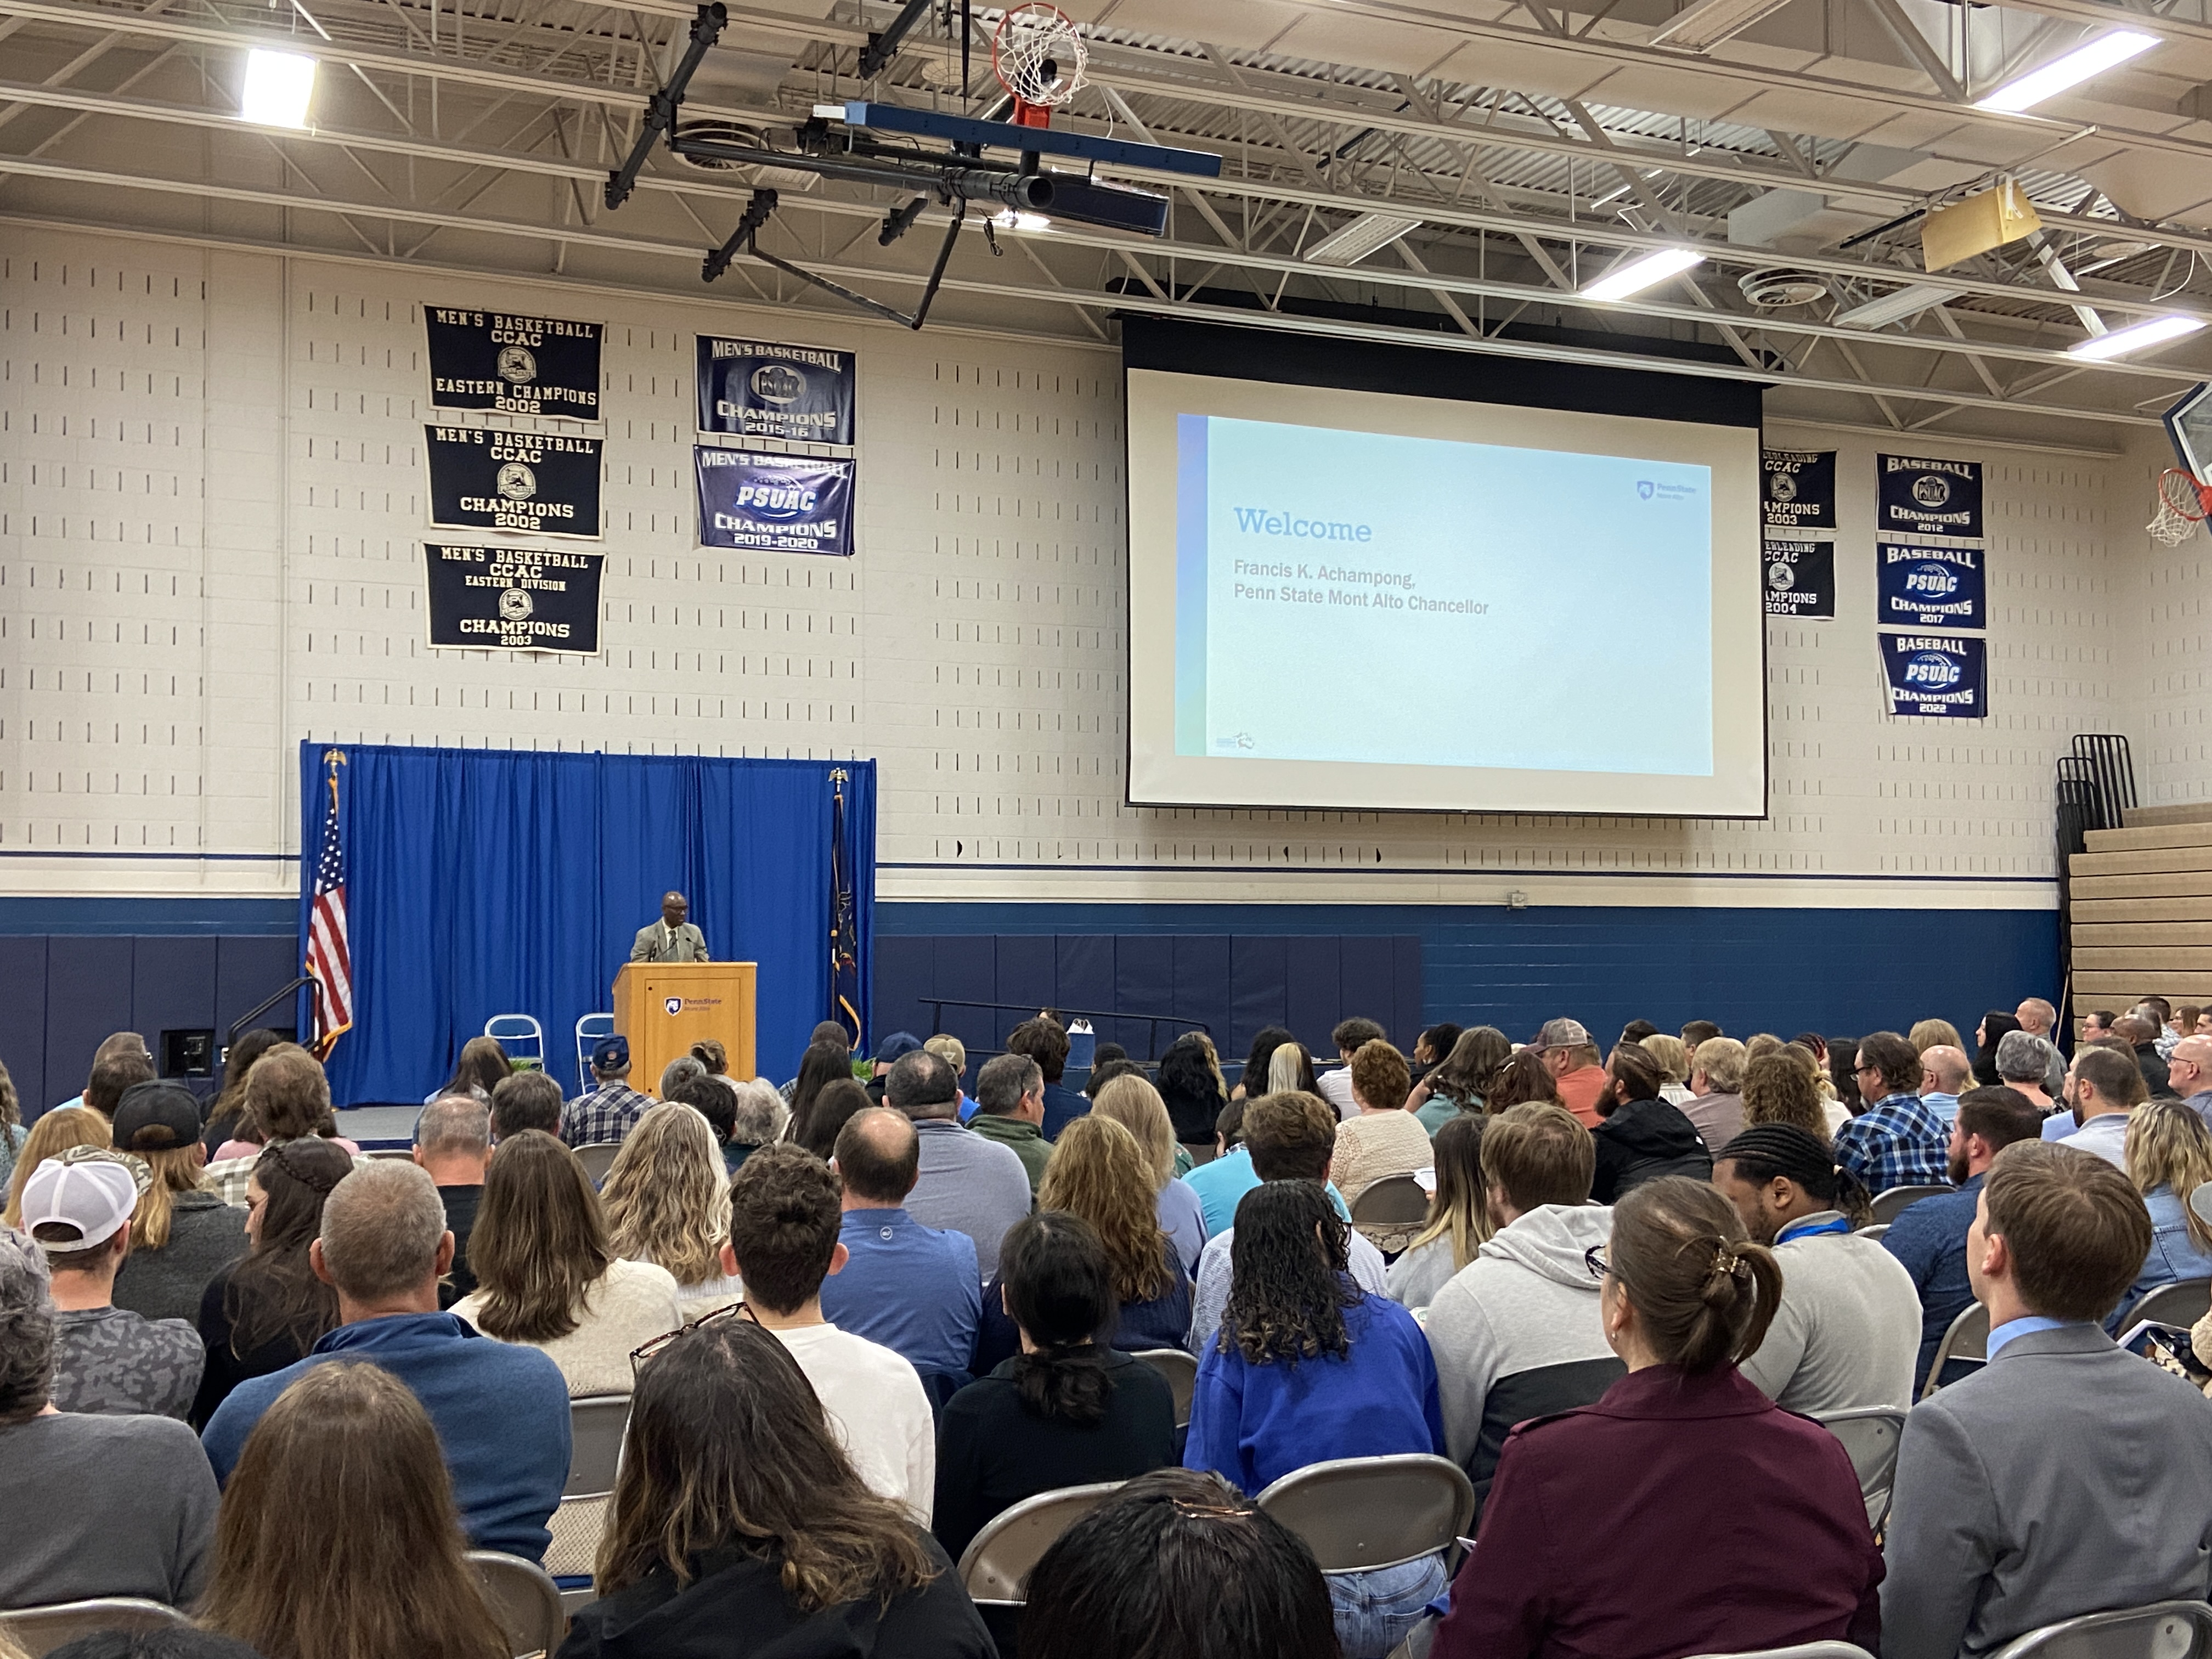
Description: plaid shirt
xmin=1833 ymin=1092 xmax=1953 ymax=1194
xmin=560 ymin=1081 xmax=657 ymax=1148
xmin=210 ymin=1140 xmax=373 ymax=1207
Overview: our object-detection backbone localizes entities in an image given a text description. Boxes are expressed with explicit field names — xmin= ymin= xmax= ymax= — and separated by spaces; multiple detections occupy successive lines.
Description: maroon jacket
xmin=1433 ymin=1363 xmax=1882 ymax=1659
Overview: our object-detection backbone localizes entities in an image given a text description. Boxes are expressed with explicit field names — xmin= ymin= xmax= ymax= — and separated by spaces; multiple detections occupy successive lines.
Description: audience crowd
xmin=5 ymin=990 xmax=2212 ymax=1659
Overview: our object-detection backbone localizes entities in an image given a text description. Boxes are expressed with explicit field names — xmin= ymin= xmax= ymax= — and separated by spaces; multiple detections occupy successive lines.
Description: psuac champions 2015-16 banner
xmin=424 ymin=544 xmax=605 ymax=654
xmin=695 ymin=447 xmax=855 ymax=556
xmin=425 ymin=308 xmax=602 ymax=420
xmin=424 ymin=426 xmax=602 ymax=539
xmin=1877 ymin=541 xmax=1986 ymax=630
xmin=696 ymin=336 xmax=856 ymax=446
xmin=1876 ymin=453 xmax=1983 ymax=539
xmin=1880 ymin=631 xmax=1987 ymax=719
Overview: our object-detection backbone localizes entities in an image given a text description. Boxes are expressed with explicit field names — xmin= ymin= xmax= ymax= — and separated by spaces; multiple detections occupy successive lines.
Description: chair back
xmin=1921 ymin=1301 xmax=1990 ymax=1400
xmin=574 ymin=1142 xmax=623 ymax=1184
xmin=1685 ymin=1645 xmax=1877 ymax=1659
xmin=565 ymin=1394 xmax=630 ymax=1498
xmin=1351 ymin=1173 xmax=1433 ymax=1226
xmin=1987 ymin=1598 xmax=2212 ymax=1659
xmin=365 ymin=1146 xmax=417 ymax=1160
xmin=0 ymin=1600 xmax=190 ymax=1657
xmin=1130 ymin=1347 xmax=1198 ymax=1427
xmin=485 ymin=1014 xmax=546 ymax=1070
xmin=1813 ymin=1407 xmax=1906 ymax=1531
xmin=1854 ymin=1222 xmax=1889 ymax=1242
xmin=957 ymin=1480 xmax=1128 ymax=1602
xmin=1870 ymin=1183 xmax=1953 ymax=1223
xmin=575 ymin=1013 xmax=616 ymax=1097
xmin=2119 ymin=1277 xmax=2212 ymax=1336
xmin=1256 ymin=1454 xmax=1474 ymax=1573
xmin=468 ymin=1550 xmax=567 ymax=1659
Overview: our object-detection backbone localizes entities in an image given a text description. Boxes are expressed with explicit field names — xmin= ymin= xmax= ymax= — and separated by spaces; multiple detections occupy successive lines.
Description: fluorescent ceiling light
xmin=241 ymin=48 xmax=316 ymax=128
xmin=1974 ymin=30 xmax=2157 ymax=114
xmin=990 ymin=210 xmax=1051 ymax=232
xmin=1302 ymin=212 xmax=1421 ymax=267
xmin=1581 ymin=247 xmax=1705 ymax=301
xmin=1833 ymin=282 xmax=1953 ymax=330
xmin=2067 ymin=314 xmax=2204 ymax=360
xmin=1649 ymin=0 xmax=1798 ymax=53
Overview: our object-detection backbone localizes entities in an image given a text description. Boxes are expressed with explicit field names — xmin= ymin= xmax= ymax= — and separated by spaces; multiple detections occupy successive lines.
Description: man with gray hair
xmin=968 ymin=1051 xmax=1051 ymax=1197
xmin=0 ymin=1228 xmax=218 ymax=1609
xmin=200 ymin=1160 xmax=569 ymax=1562
xmin=885 ymin=1049 xmax=1032 ymax=1278
xmin=414 ymin=1093 xmax=492 ymax=1305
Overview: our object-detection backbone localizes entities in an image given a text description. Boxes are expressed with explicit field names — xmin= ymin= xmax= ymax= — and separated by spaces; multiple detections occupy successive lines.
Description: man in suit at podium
xmin=633 ymin=891 xmax=709 ymax=963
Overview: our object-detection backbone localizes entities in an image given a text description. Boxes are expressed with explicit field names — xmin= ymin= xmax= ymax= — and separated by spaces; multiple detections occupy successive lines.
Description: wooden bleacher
xmin=2067 ymin=801 xmax=2212 ymax=1034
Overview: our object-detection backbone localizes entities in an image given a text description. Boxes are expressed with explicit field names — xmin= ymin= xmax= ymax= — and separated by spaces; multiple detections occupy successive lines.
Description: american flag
xmin=306 ymin=750 xmax=354 ymax=1059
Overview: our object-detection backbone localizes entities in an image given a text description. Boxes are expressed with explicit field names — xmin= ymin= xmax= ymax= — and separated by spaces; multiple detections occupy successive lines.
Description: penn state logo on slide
xmin=1767 ymin=561 xmax=1796 ymax=591
xmin=1636 ymin=480 xmax=1655 ymax=500
xmin=1905 ymin=651 xmax=1962 ymax=688
xmin=749 ymin=363 xmax=806 ymax=406
xmin=664 ymin=996 xmax=682 ymax=1015
xmin=1769 ymin=472 xmax=1797 ymax=503
xmin=1903 ymin=561 xmax=1959 ymax=597
xmin=498 ymin=587 xmax=533 ymax=620
xmin=1912 ymin=475 xmax=1951 ymax=507
xmin=496 ymin=461 xmax=538 ymax=501
xmin=496 ymin=345 xmax=538 ymax=386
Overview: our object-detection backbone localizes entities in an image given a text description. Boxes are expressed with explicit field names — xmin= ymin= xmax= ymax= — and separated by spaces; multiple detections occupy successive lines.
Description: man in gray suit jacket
xmin=1882 ymin=1139 xmax=2212 ymax=1659
xmin=631 ymin=890 xmax=709 ymax=962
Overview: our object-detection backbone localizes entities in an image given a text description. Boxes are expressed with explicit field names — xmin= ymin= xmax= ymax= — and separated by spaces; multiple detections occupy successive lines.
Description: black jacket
xmin=558 ymin=1537 xmax=995 ymax=1659
xmin=1590 ymin=1098 xmax=1713 ymax=1204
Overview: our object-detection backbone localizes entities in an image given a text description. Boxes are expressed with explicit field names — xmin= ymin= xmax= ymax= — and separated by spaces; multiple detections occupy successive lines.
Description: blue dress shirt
xmin=1882 ymin=1172 xmax=1984 ymax=1394
xmin=1985 ymin=1314 xmax=2078 ymax=1360
xmin=818 ymin=1207 xmax=982 ymax=1383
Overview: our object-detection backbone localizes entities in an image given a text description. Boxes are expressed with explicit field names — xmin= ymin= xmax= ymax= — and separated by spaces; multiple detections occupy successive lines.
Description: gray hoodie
xmin=1422 ymin=1203 xmax=1625 ymax=1511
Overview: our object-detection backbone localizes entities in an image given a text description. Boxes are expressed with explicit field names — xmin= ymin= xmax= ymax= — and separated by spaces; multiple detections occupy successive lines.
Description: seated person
xmin=1435 ymin=1177 xmax=1881 ymax=1659
xmin=1590 ymin=1045 xmax=1712 ymax=1204
xmin=108 ymin=1080 xmax=249 ymax=1326
xmin=2118 ymin=1100 xmax=2212 ymax=1317
xmin=559 ymin=1316 xmax=995 ymax=1659
xmin=0 ymin=1228 xmax=218 ymax=1610
xmin=201 ymin=1160 xmax=571 ymax=1564
xmin=934 ymin=1213 xmax=1177 ymax=1563
xmin=1882 ymin=1141 xmax=2212 ymax=1659
xmin=411 ymin=1093 xmax=491 ymax=1306
xmin=1330 ymin=1041 xmax=1436 ymax=1255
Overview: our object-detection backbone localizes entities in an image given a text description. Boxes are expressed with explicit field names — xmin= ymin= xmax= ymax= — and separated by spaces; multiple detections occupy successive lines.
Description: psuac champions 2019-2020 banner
xmin=695 ymin=447 xmax=855 ymax=556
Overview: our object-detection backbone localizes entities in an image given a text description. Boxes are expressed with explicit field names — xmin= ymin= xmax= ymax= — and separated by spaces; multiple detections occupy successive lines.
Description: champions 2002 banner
xmin=424 ymin=427 xmax=602 ymax=539
xmin=695 ymin=448 xmax=855 ymax=556
xmin=1877 ymin=542 xmax=1985 ymax=630
xmin=425 ymin=308 xmax=601 ymax=420
xmin=1880 ymin=632 xmax=1987 ymax=719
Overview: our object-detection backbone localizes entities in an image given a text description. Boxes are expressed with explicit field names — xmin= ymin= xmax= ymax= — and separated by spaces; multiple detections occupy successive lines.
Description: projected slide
xmin=1125 ymin=368 xmax=1765 ymax=817
xmin=1175 ymin=414 xmax=1715 ymax=776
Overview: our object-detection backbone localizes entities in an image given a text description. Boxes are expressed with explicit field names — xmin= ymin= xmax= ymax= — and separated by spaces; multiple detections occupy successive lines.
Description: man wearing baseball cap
xmin=1534 ymin=1018 xmax=1611 ymax=1129
xmin=559 ymin=1034 xmax=654 ymax=1147
xmin=865 ymin=1030 xmax=924 ymax=1105
xmin=25 ymin=1150 xmax=204 ymax=1419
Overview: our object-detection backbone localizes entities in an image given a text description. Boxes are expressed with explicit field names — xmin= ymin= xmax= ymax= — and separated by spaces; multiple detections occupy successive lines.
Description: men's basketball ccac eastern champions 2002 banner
xmin=425 ymin=307 xmax=602 ymax=420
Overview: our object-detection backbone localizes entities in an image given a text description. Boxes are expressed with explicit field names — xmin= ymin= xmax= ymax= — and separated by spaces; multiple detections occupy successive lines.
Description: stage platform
xmin=335 ymin=1105 xmax=421 ymax=1150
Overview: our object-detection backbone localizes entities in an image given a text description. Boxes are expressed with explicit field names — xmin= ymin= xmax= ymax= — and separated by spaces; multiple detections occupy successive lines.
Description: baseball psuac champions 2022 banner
xmin=696 ymin=337 xmax=856 ymax=446
xmin=1880 ymin=631 xmax=1987 ymax=718
xmin=425 ymin=308 xmax=602 ymax=420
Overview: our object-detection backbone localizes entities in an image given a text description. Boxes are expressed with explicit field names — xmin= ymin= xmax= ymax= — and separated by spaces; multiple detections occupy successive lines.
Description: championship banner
xmin=424 ymin=544 xmax=604 ymax=654
xmin=1762 ymin=449 xmax=1836 ymax=531
xmin=1877 ymin=541 xmax=1986 ymax=630
xmin=1877 ymin=453 xmax=1983 ymax=539
xmin=1880 ymin=631 xmax=1987 ymax=719
xmin=695 ymin=447 xmax=855 ymax=556
xmin=425 ymin=307 xmax=601 ymax=420
xmin=424 ymin=426 xmax=601 ymax=539
xmin=1763 ymin=539 xmax=1836 ymax=618
xmin=696 ymin=336 xmax=856 ymax=446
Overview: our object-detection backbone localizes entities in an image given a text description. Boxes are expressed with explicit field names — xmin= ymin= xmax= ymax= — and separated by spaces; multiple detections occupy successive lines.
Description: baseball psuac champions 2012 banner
xmin=1876 ymin=453 xmax=1983 ymax=539
xmin=424 ymin=427 xmax=602 ymax=538
xmin=695 ymin=448 xmax=855 ymax=556
xmin=425 ymin=308 xmax=602 ymax=420
xmin=696 ymin=337 xmax=856 ymax=446
xmin=423 ymin=544 xmax=605 ymax=654
xmin=1880 ymin=631 xmax=1987 ymax=718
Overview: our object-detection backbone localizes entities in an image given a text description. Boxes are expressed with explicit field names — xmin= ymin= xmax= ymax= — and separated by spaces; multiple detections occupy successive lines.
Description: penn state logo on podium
xmin=664 ymin=996 xmax=682 ymax=1015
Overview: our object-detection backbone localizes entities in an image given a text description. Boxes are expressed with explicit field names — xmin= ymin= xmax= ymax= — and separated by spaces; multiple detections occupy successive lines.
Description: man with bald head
xmin=817 ymin=1108 xmax=982 ymax=1396
xmin=2170 ymin=1036 xmax=2212 ymax=1130
xmin=2113 ymin=1014 xmax=2175 ymax=1100
xmin=199 ymin=1160 xmax=569 ymax=1561
xmin=630 ymin=890 xmax=708 ymax=962
xmin=1918 ymin=1046 xmax=1972 ymax=1127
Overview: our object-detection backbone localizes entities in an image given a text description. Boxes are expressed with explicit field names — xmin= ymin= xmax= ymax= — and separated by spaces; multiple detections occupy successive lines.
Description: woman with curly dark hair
xmin=1184 ymin=1180 xmax=1447 ymax=1659
xmin=1157 ymin=1033 xmax=1229 ymax=1148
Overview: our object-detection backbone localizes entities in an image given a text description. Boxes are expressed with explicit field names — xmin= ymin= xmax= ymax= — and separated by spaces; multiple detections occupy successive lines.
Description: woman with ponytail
xmin=933 ymin=1214 xmax=1176 ymax=1563
xmin=1434 ymin=1176 xmax=1883 ymax=1659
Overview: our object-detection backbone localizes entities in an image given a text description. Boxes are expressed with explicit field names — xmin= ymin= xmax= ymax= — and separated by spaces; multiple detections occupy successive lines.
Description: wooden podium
xmin=613 ymin=962 xmax=758 ymax=1088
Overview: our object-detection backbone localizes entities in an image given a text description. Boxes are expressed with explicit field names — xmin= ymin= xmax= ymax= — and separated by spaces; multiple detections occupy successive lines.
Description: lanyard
xmin=1775 ymin=1213 xmax=1853 ymax=1245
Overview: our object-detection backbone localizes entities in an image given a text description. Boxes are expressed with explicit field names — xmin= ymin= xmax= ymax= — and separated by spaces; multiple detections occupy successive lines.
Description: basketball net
xmin=994 ymin=3 xmax=1087 ymax=128
xmin=2149 ymin=468 xmax=2212 ymax=546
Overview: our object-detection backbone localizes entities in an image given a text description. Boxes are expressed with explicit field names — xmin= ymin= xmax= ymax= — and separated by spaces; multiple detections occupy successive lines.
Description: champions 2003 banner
xmin=423 ymin=544 xmax=604 ymax=655
xmin=425 ymin=308 xmax=601 ymax=420
xmin=425 ymin=427 xmax=602 ymax=539
xmin=1877 ymin=542 xmax=1985 ymax=630
xmin=695 ymin=448 xmax=855 ymax=556
xmin=697 ymin=337 xmax=856 ymax=446
xmin=1880 ymin=632 xmax=1987 ymax=719
xmin=1762 ymin=449 xmax=1836 ymax=532
xmin=1877 ymin=454 xmax=1983 ymax=539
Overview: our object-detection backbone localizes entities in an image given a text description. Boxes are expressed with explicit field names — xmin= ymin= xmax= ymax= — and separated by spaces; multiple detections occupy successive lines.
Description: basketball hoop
xmin=993 ymin=3 xmax=1087 ymax=129
xmin=2149 ymin=467 xmax=2212 ymax=546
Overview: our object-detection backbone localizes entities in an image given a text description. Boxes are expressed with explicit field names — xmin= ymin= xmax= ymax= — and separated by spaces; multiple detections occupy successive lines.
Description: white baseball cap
xmin=21 ymin=1156 xmax=140 ymax=1251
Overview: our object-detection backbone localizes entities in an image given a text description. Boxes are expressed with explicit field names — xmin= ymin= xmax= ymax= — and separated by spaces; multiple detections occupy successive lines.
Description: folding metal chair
xmin=1685 ymin=1644 xmax=1877 ymax=1659
xmin=1813 ymin=1406 xmax=1906 ymax=1533
xmin=1988 ymin=1598 xmax=2212 ymax=1659
xmin=1870 ymin=1183 xmax=1953 ymax=1223
xmin=575 ymin=1013 xmax=616 ymax=1097
xmin=574 ymin=1142 xmax=624 ymax=1184
xmin=1350 ymin=1173 xmax=1434 ymax=1227
xmin=1854 ymin=1223 xmax=1889 ymax=1242
xmin=1921 ymin=1301 xmax=1990 ymax=1400
xmin=1130 ymin=1347 xmax=1198 ymax=1429
xmin=485 ymin=1014 xmax=545 ymax=1074
xmin=956 ymin=1480 xmax=1128 ymax=1604
xmin=0 ymin=1599 xmax=191 ymax=1657
xmin=1255 ymin=1454 xmax=1474 ymax=1573
xmin=545 ymin=1395 xmax=631 ymax=1595
xmin=2118 ymin=1277 xmax=2212 ymax=1336
xmin=467 ymin=1550 xmax=566 ymax=1659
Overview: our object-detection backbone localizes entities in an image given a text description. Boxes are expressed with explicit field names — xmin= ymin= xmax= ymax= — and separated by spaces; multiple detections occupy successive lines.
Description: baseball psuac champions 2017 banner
xmin=695 ymin=448 xmax=855 ymax=556
xmin=1763 ymin=449 xmax=1836 ymax=532
xmin=696 ymin=337 xmax=856 ymax=446
xmin=1877 ymin=541 xmax=1986 ymax=630
xmin=423 ymin=544 xmax=605 ymax=654
xmin=1881 ymin=631 xmax=1987 ymax=718
xmin=425 ymin=308 xmax=602 ymax=420
xmin=1876 ymin=454 xmax=1983 ymax=539
xmin=425 ymin=427 xmax=602 ymax=538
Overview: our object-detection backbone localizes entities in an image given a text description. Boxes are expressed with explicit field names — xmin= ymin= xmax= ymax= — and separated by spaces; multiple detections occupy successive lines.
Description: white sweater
xmin=453 ymin=1257 xmax=684 ymax=1396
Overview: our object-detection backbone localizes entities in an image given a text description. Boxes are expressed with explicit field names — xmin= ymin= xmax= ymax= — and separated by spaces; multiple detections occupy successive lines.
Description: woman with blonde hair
xmin=3 ymin=1105 xmax=111 ymax=1228
xmin=975 ymin=1115 xmax=1190 ymax=1370
xmin=0 ymin=1057 xmax=26 ymax=1192
xmin=1266 ymin=1042 xmax=1321 ymax=1097
xmin=1638 ymin=1034 xmax=1696 ymax=1107
xmin=601 ymin=1102 xmax=741 ymax=1316
xmin=1909 ymin=1018 xmax=1962 ymax=1056
xmin=200 ymin=1362 xmax=511 ymax=1659
xmin=1387 ymin=1113 xmax=1488 ymax=1311
xmin=1740 ymin=1053 xmax=1831 ymax=1144
xmin=1090 ymin=1073 xmax=1209 ymax=1274
xmin=110 ymin=1081 xmax=249 ymax=1324
xmin=2120 ymin=1101 xmax=2212 ymax=1316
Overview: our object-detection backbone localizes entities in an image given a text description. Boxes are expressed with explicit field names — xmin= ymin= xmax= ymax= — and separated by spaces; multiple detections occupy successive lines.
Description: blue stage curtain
xmin=302 ymin=743 xmax=875 ymax=1106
